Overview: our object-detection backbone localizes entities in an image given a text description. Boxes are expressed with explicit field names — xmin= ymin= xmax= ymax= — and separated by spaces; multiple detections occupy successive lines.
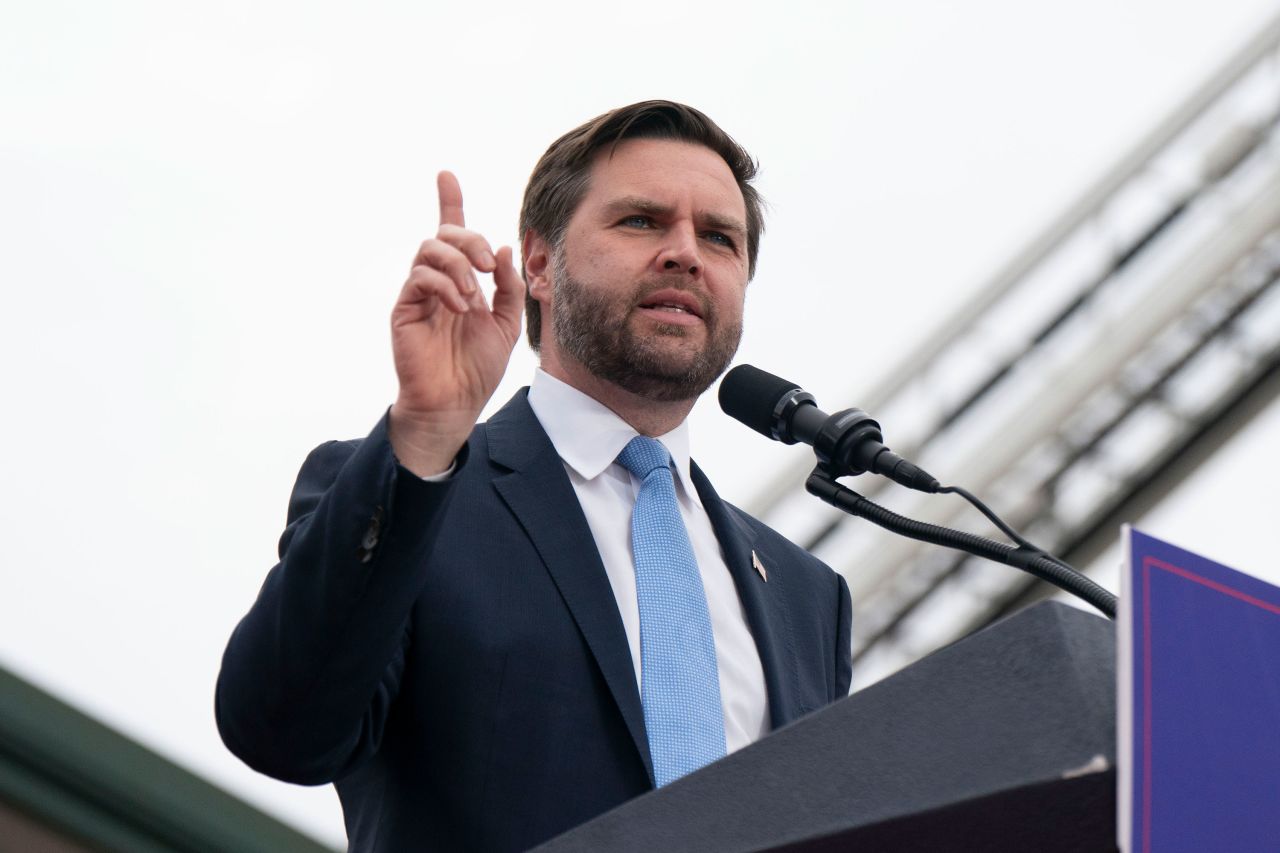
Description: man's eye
xmin=621 ymin=215 xmax=652 ymax=228
xmin=704 ymin=231 xmax=735 ymax=248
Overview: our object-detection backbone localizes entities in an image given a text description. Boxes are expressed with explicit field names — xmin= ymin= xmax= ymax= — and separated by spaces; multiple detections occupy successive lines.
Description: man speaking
xmin=217 ymin=101 xmax=852 ymax=852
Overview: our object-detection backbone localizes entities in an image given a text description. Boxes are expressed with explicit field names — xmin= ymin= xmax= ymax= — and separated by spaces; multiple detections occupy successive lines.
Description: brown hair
xmin=518 ymin=100 xmax=764 ymax=350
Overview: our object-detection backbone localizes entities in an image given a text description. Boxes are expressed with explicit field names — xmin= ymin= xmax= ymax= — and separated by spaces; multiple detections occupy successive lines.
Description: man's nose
xmin=655 ymin=224 xmax=701 ymax=276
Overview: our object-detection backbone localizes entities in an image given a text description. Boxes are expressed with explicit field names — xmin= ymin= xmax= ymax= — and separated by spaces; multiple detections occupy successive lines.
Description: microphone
xmin=719 ymin=364 xmax=940 ymax=493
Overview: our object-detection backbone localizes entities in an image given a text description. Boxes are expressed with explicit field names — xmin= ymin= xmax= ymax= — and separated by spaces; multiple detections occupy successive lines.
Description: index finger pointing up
xmin=437 ymin=171 xmax=466 ymax=228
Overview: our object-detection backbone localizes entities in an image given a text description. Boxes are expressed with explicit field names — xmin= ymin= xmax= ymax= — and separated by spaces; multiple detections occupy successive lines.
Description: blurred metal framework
xmin=747 ymin=13 xmax=1280 ymax=689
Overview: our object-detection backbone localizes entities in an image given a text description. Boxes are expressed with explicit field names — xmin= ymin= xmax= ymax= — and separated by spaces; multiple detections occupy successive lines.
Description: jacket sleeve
xmin=215 ymin=412 xmax=466 ymax=784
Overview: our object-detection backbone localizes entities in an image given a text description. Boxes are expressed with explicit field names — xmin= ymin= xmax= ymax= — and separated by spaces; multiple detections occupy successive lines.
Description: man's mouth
xmin=636 ymin=289 xmax=705 ymax=322
xmin=645 ymin=302 xmax=694 ymax=315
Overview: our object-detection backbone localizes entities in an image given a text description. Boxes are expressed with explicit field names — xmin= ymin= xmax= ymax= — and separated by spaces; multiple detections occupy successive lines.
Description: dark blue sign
xmin=1124 ymin=528 xmax=1280 ymax=852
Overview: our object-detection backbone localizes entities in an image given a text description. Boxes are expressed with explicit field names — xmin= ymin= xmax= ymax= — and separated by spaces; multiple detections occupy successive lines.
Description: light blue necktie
xmin=617 ymin=436 xmax=727 ymax=787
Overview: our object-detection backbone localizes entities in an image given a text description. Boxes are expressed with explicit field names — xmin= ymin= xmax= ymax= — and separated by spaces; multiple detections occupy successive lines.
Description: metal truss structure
xmin=746 ymin=13 xmax=1280 ymax=690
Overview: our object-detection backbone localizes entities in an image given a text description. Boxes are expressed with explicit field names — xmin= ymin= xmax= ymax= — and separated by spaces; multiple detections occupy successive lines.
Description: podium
xmin=536 ymin=602 xmax=1116 ymax=852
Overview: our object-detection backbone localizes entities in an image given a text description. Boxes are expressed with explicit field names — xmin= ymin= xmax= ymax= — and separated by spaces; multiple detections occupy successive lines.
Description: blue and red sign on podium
xmin=1120 ymin=528 xmax=1280 ymax=852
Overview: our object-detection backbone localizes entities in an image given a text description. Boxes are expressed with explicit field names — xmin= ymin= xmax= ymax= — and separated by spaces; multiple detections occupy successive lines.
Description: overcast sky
xmin=3 ymin=1 xmax=1277 ymax=846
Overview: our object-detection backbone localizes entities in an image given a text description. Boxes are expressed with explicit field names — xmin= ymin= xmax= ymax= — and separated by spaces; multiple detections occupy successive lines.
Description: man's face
xmin=541 ymin=138 xmax=750 ymax=402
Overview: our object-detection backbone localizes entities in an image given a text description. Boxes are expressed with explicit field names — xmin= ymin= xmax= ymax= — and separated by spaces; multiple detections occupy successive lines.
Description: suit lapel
xmin=485 ymin=392 xmax=653 ymax=783
xmin=691 ymin=463 xmax=805 ymax=729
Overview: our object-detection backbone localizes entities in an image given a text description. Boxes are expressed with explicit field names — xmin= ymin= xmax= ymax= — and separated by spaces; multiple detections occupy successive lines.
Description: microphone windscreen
xmin=718 ymin=364 xmax=802 ymax=439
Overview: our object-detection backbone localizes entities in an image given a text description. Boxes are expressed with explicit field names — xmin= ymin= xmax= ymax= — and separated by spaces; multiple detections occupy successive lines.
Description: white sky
xmin=3 ymin=1 xmax=1277 ymax=846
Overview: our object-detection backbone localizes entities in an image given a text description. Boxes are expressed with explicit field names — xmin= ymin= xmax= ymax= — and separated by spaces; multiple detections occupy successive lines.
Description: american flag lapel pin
xmin=752 ymin=550 xmax=768 ymax=582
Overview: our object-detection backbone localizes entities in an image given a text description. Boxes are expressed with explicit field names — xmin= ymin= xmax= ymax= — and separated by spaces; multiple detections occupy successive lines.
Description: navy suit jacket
xmin=217 ymin=391 xmax=852 ymax=852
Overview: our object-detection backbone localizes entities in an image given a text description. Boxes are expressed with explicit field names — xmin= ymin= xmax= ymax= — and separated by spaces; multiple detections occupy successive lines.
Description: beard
xmin=550 ymin=249 xmax=742 ymax=402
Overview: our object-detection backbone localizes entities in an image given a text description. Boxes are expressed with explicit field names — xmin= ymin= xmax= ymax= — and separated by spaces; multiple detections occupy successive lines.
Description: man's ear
xmin=523 ymin=232 xmax=552 ymax=307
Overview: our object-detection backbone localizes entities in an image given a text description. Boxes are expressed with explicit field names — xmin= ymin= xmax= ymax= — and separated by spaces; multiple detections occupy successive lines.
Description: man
xmin=217 ymin=101 xmax=852 ymax=852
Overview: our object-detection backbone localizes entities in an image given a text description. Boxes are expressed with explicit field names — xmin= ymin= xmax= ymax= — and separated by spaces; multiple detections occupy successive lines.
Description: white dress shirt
xmin=527 ymin=369 xmax=770 ymax=754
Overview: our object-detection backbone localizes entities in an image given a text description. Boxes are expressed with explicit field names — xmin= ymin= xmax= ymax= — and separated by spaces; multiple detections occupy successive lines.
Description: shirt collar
xmin=526 ymin=369 xmax=697 ymax=497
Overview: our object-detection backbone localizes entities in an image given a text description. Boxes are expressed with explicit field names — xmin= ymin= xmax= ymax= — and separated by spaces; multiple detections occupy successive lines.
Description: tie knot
xmin=616 ymin=436 xmax=672 ymax=479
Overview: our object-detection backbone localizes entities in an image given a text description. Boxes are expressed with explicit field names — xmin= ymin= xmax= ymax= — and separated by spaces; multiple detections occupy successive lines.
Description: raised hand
xmin=388 ymin=171 xmax=525 ymax=476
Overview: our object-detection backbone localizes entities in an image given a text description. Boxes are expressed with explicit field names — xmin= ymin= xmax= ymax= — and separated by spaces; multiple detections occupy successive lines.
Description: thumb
xmin=490 ymin=246 xmax=526 ymax=339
